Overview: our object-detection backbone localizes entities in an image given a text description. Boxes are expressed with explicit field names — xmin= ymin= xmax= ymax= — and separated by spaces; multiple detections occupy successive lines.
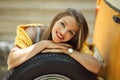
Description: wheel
xmin=3 ymin=52 xmax=96 ymax=80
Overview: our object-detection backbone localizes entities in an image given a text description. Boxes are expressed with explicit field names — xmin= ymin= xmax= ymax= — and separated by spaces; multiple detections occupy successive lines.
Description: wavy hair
xmin=41 ymin=8 xmax=89 ymax=51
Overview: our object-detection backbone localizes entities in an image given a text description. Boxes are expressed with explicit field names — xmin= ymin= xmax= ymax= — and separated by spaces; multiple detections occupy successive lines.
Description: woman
xmin=7 ymin=8 xmax=101 ymax=74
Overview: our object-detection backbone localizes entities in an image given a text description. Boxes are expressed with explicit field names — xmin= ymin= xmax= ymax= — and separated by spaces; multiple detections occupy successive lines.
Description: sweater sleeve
xmin=14 ymin=25 xmax=33 ymax=48
xmin=81 ymin=44 xmax=94 ymax=56
xmin=14 ymin=23 xmax=46 ymax=48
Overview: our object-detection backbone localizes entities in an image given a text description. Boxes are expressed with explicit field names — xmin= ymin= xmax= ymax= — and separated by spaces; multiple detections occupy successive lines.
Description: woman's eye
xmin=69 ymin=31 xmax=74 ymax=35
xmin=60 ymin=22 xmax=65 ymax=27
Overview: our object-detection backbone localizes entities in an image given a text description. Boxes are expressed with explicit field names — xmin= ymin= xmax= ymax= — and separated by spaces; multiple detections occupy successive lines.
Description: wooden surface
xmin=0 ymin=0 xmax=96 ymax=43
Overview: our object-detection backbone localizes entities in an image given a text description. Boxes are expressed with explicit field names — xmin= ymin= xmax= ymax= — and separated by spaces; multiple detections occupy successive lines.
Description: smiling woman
xmin=4 ymin=8 xmax=101 ymax=80
xmin=51 ymin=16 xmax=78 ymax=43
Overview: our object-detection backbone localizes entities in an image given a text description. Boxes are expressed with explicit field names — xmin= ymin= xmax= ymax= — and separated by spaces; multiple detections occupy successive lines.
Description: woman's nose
xmin=61 ymin=29 xmax=67 ymax=35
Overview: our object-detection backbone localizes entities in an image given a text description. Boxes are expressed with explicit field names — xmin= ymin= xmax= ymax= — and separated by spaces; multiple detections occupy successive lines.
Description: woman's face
xmin=52 ymin=16 xmax=78 ymax=43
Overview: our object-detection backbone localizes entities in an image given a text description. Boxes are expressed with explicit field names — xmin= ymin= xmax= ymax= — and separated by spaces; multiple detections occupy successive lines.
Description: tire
xmin=3 ymin=52 xmax=96 ymax=80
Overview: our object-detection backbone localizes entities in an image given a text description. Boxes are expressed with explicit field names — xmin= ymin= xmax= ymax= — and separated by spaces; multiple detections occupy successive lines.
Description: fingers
xmin=42 ymin=48 xmax=63 ymax=53
xmin=42 ymin=48 xmax=69 ymax=55
xmin=48 ymin=43 xmax=68 ymax=50
xmin=41 ymin=40 xmax=71 ymax=50
xmin=57 ymin=45 xmax=68 ymax=50
xmin=58 ymin=43 xmax=73 ymax=48
xmin=51 ymin=43 xmax=68 ymax=50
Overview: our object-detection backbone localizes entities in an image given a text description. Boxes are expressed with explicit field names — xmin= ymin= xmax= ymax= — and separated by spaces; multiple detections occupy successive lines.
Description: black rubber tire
xmin=3 ymin=52 xmax=96 ymax=80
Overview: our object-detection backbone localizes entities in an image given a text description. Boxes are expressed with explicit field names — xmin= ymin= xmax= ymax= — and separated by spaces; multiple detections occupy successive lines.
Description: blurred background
xmin=0 ymin=0 xmax=96 ymax=79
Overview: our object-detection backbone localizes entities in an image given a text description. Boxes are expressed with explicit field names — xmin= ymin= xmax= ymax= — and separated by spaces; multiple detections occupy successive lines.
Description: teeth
xmin=57 ymin=32 xmax=63 ymax=39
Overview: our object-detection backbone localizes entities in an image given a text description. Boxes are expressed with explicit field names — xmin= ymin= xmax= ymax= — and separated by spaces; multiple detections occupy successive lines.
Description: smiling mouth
xmin=56 ymin=31 xmax=64 ymax=39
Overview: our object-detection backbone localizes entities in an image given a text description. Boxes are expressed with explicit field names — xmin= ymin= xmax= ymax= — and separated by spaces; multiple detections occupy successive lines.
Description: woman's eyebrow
xmin=62 ymin=19 xmax=68 ymax=26
xmin=62 ymin=19 xmax=76 ymax=33
xmin=70 ymin=30 xmax=76 ymax=33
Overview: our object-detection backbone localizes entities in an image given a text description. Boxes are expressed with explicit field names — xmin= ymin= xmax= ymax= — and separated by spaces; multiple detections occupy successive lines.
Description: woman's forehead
xmin=60 ymin=16 xmax=78 ymax=31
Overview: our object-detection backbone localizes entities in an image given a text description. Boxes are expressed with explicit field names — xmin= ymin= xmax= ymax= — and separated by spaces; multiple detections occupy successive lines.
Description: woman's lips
xmin=56 ymin=31 xmax=64 ymax=39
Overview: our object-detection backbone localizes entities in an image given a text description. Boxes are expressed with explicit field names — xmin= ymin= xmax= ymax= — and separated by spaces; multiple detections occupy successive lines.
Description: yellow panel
xmin=93 ymin=0 xmax=120 ymax=80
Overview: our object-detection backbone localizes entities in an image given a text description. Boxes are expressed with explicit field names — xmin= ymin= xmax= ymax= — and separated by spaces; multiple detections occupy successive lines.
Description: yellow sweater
xmin=15 ymin=24 xmax=93 ymax=55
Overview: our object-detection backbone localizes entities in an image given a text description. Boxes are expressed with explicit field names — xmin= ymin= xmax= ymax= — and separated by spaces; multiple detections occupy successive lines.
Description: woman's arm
xmin=8 ymin=40 xmax=69 ymax=69
xmin=7 ymin=27 xmax=68 ymax=69
xmin=69 ymin=50 xmax=102 ymax=74
xmin=42 ymin=48 xmax=102 ymax=74
xmin=7 ymin=40 xmax=46 ymax=69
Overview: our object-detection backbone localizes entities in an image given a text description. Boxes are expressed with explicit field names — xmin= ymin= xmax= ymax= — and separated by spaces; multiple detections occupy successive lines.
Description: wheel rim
xmin=34 ymin=74 xmax=71 ymax=80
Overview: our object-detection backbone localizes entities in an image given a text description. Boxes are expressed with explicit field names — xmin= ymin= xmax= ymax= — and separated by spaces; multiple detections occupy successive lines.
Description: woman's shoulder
xmin=17 ymin=23 xmax=46 ymax=43
xmin=17 ymin=23 xmax=46 ymax=29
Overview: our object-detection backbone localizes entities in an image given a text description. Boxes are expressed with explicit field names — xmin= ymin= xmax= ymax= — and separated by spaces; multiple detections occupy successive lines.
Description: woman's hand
xmin=41 ymin=40 xmax=72 ymax=50
xmin=42 ymin=48 xmax=69 ymax=55
xmin=41 ymin=40 xmax=72 ymax=54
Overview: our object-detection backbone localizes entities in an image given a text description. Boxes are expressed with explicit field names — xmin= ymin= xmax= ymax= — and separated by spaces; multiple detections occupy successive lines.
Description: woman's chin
xmin=53 ymin=40 xmax=60 ymax=43
xmin=52 ymin=39 xmax=61 ymax=43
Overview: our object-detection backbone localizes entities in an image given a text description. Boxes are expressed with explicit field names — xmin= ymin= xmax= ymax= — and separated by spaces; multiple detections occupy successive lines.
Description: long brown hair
xmin=41 ymin=8 xmax=89 ymax=51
